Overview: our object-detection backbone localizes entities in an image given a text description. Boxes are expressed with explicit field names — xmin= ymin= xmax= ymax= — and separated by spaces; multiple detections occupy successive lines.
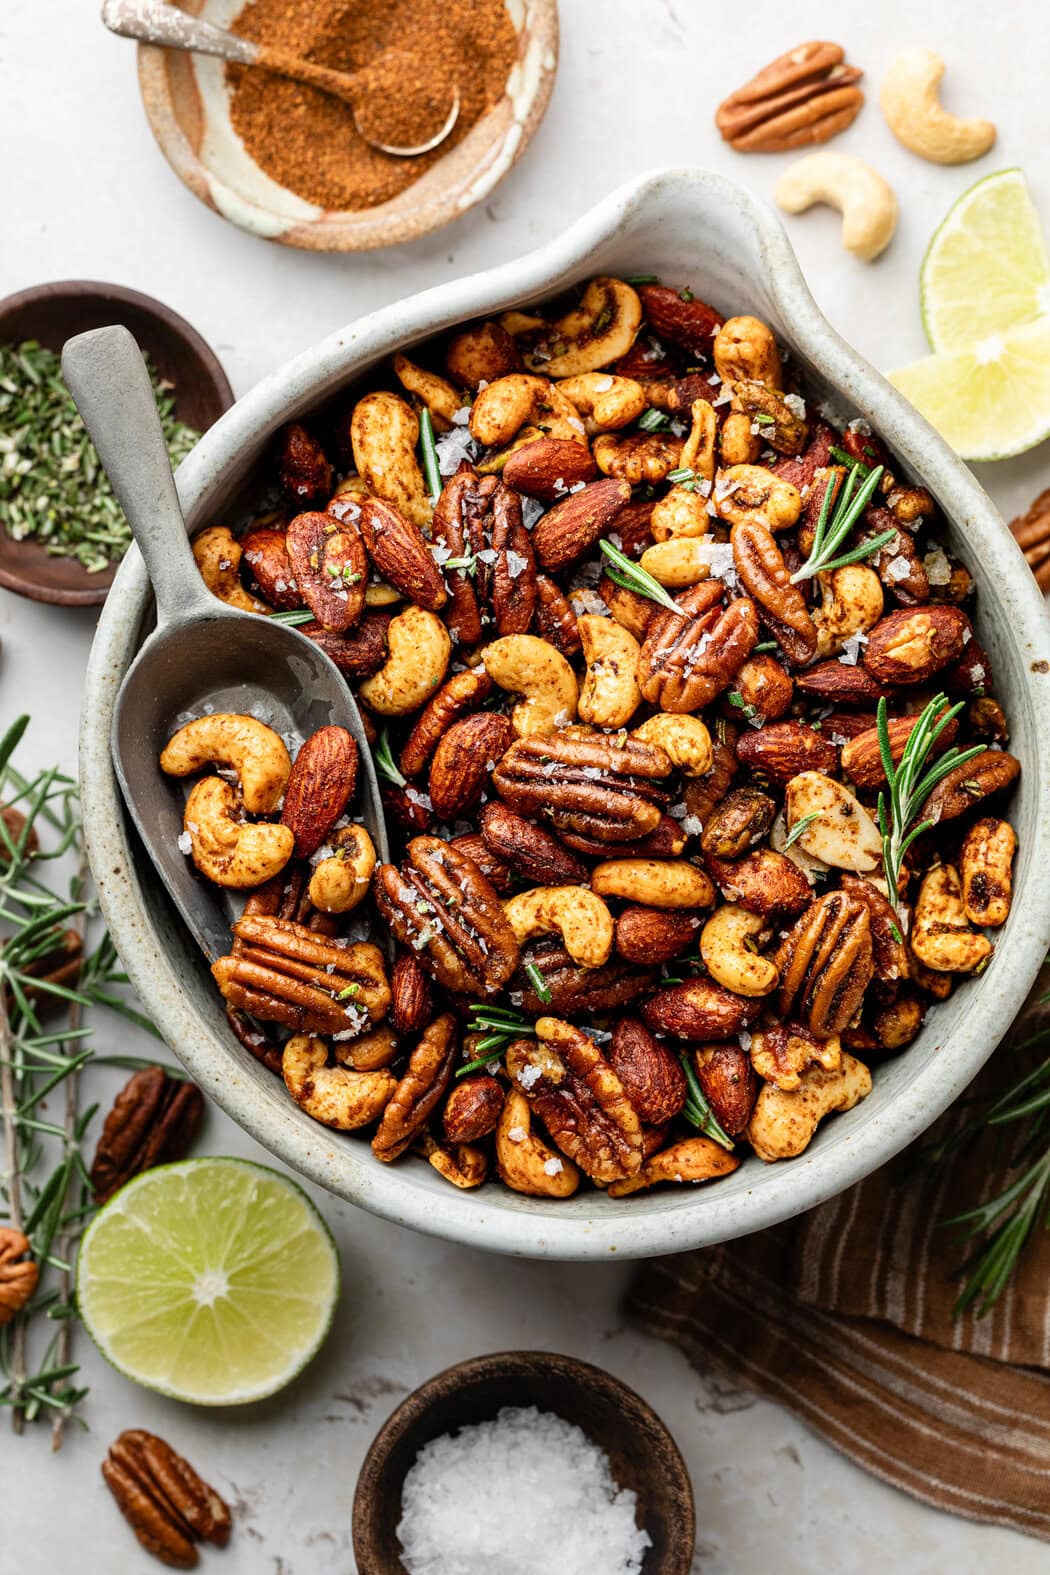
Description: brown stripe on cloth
xmin=628 ymin=976 xmax=1050 ymax=1538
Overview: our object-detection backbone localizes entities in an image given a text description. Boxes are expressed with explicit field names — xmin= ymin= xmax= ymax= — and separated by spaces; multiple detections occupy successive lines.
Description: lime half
xmin=78 ymin=1157 xmax=339 ymax=1405
xmin=921 ymin=169 xmax=1050 ymax=352
xmin=890 ymin=315 xmax=1050 ymax=462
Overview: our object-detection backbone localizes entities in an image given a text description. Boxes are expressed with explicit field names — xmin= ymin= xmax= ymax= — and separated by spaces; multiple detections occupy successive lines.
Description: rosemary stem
xmin=0 ymin=988 xmax=26 ymax=1433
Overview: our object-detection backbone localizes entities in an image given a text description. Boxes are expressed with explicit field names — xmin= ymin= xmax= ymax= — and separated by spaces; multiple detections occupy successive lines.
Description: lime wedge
xmin=921 ymin=169 xmax=1050 ymax=352
xmin=890 ymin=316 xmax=1050 ymax=461
xmin=78 ymin=1158 xmax=339 ymax=1405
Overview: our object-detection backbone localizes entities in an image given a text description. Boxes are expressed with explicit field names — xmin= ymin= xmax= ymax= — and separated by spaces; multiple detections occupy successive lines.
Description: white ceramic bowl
xmin=80 ymin=169 xmax=1050 ymax=1260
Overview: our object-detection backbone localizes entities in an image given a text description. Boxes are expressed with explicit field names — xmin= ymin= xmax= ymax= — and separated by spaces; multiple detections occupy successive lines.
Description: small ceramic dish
xmin=0 ymin=280 xmax=232 ymax=607
xmin=351 ymin=1351 xmax=695 ymax=1573
xmin=135 ymin=0 xmax=559 ymax=252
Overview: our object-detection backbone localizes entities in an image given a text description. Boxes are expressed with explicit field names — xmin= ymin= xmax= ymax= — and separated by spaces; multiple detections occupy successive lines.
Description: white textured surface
xmin=2 ymin=0 xmax=1049 ymax=1569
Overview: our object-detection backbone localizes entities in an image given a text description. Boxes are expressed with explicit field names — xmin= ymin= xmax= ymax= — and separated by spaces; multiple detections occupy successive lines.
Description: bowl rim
xmin=79 ymin=167 xmax=1050 ymax=1259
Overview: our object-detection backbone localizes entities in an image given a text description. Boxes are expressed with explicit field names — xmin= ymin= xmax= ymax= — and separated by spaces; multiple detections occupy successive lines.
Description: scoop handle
xmin=100 ymin=0 xmax=259 ymax=65
xmin=62 ymin=325 xmax=210 ymax=627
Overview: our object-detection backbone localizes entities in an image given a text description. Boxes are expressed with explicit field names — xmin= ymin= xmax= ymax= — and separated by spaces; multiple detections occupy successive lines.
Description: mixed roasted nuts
xmin=162 ymin=275 xmax=1021 ymax=1199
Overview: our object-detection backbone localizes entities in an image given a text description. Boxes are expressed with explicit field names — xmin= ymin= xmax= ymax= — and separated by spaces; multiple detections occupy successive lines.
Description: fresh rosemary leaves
xmin=419 ymin=406 xmax=443 ymax=505
xmin=458 ymin=1005 xmax=536 ymax=1076
xmin=790 ymin=462 xmax=896 ymax=583
xmin=599 ymin=539 xmax=681 ymax=613
xmin=680 ymin=1051 xmax=734 ymax=1151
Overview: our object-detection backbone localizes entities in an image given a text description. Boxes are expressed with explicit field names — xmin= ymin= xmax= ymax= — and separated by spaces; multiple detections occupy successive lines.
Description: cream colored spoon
xmin=101 ymin=0 xmax=460 ymax=156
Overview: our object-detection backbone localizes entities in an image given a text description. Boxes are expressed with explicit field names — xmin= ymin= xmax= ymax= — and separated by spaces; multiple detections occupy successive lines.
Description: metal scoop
xmin=101 ymin=0 xmax=460 ymax=157
xmin=62 ymin=325 xmax=387 ymax=963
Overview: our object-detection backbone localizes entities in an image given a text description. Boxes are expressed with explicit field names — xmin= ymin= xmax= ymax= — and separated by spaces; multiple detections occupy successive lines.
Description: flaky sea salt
xmin=176 ymin=831 xmax=192 ymax=855
xmin=397 ymin=1406 xmax=651 ymax=1575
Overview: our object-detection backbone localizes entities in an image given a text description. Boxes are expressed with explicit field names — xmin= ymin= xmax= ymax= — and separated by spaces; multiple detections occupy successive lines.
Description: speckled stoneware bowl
xmin=79 ymin=169 xmax=1050 ymax=1260
xmin=136 ymin=0 xmax=558 ymax=251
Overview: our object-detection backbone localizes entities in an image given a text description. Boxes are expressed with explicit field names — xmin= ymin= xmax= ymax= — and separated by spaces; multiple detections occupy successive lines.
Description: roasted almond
xmin=241 ymin=524 xmax=300 ymax=610
xmin=502 ymin=437 xmax=599 ymax=499
xmin=637 ymin=285 xmax=723 ymax=353
xmin=480 ymin=801 xmax=588 ymax=886
xmin=614 ymin=906 xmax=700 ymax=964
xmin=735 ymin=719 xmax=838 ymax=783
xmin=280 ymin=726 xmax=358 ymax=859
xmin=531 ymin=477 xmax=631 ymax=571
xmin=429 ymin=713 xmax=515 ymax=820
xmin=642 ymin=978 xmax=762 ymax=1041
xmin=862 ymin=605 xmax=969 ymax=685
xmin=389 ymin=950 xmax=433 ymax=1036
xmin=359 ymin=496 xmax=447 ymax=612
xmin=841 ymin=711 xmax=958 ymax=789
xmin=693 ymin=1042 xmax=758 ymax=1136
xmin=918 ymin=749 xmax=1020 ymax=825
xmin=608 ymin=1016 xmax=687 ymax=1124
xmin=276 ymin=421 xmax=333 ymax=506
xmin=286 ymin=510 xmax=367 ymax=632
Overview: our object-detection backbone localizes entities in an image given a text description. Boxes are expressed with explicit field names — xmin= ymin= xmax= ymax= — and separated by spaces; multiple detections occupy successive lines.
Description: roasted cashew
xmin=607 ymin=1135 xmax=740 ymax=1197
xmin=880 ymin=49 xmax=996 ymax=164
xmin=651 ymin=400 xmax=718 ymax=541
xmin=160 ymin=713 xmax=291 ymax=814
xmin=282 ymin=1034 xmax=397 ymax=1130
xmin=445 ymin=320 xmax=522 ymax=389
xmin=747 ymin=1052 xmax=872 ymax=1162
xmin=812 ymin=564 xmax=884 ymax=657
xmin=912 ymin=864 xmax=993 ymax=974
xmin=714 ymin=465 xmax=802 ymax=532
xmin=720 ymin=411 xmax=761 ymax=467
xmin=417 ymin=1132 xmax=488 ymax=1189
xmin=784 ymin=772 xmax=881 ymax=873
xmin=776 ymin=152 xmax=898 ymax=261
xmin=308 ymin=824 xmax=377 ymax=914
xmin=591 ymin=858 xmax=715 ymax=910
xmin=632 ymin=714 xmax=712 ymax=777
xmin=700 ymin=904 xmax=778 ymax=997
xmin=469 ymin=374 xmax=585 ymax=448
xmin=350 ymin=391 xmax=431 ymax=528
xmin=751 ymin=1028 xmax=842 ymax=1094
xmin=496 ymin=1089 xmax=580 ymax=1199
xmin=483 ymin=634 xmax=579 ymax=736
xmin=358 ymin=606 xmax=451 ymax=716
xmin=639 ymin=537 xmax=711 ymax=587
xmin=960 ymin=817 xmax=1016 ymax=928
xmin=713 ymin=316 xmax=782 ymax=392
xmin=555 ymin=373 xmax=646 ymax=433
xmin=192 ymin=526 xmax=267 ymax=613
xmin=332 ymin=1024 xmax=399 ymax=1071
xmin=503 ymin=886 xmax=614 ymax=969
xmin=181 ymin=778 xmax=293 ymax=889
xmin=517 ymin=277 xmax=642 ymax=379
xmin=391 ymin=353 xmax=461 ymax=431
xmin=577 ymin=614 xmax=642 ymax=728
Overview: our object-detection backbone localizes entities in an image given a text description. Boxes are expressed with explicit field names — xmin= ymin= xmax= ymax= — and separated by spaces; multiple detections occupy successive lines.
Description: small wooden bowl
xmin=352 ymin=1351 xmax=695 ymax=1573
xmin=136 ymin=0 xmax=559 ymax=252
xmin=0 ymin=280 xmax=232 ymax=606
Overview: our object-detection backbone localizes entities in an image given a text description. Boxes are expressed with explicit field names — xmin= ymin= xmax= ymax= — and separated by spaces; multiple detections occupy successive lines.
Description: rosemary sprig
xmin=524 ymin=963 xmax=552 ymax=1004
xmin=679 ymin=1051 xmax=735 ymax=1151
xmin=875 ymin=694 xmax=985 ymax=932
xmin=783 ymin=811 xmax=821 ymax=850
xmin=419 ymin=407 xmax=443 ymax=505
xmin=373 ymin=729 xmax=406 ymax=788
xmin=267 ymin=608 xmax=314 ymax=627
xmin=828 ymin=443 xmax=873 ymax=476
xmin=458 ymin=1005 xmax=537 ymax=1076
xmin=790 ymin=462 xmax=895 ymax=582
xmin=599 ymin=540 xmax=681 ymax=613
xmin=625 ymin=274 xmax=660 ymax=286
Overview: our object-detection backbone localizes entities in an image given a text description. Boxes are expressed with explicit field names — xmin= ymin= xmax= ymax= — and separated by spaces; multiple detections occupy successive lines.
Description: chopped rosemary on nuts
xmin=267 ymin=608 xmax=314 ymax=627
xmin=418 ymin=406 xmax=442 ymax=505
xmin=373 ymin=729 xmax=407 ymax=788
xmin=599 ymin=539 xmax=681 ymax=613
xmin=637 ymin=407 xmax=672 ymax=433
xmin=783 ymin=811 xmax=821 ymax=849
xmin=679 ymin=1052 xmax=735 ymax=1151
xmin=524 ymin=962 xmax=553 ymax=1004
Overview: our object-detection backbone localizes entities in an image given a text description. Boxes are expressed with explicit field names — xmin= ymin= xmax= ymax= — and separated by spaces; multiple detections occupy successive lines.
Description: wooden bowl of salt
xmin=352 ymin=1350 xmax=695 ymax=1573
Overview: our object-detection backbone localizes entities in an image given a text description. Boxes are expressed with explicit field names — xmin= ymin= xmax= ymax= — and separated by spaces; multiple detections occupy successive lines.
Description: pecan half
xmin=682 ymin=730 xmax=739 ymax=825
xmin=213 ymin=917 xmax=390 ymax=1035
xmin=642 ymin=979 xmax=762 ymax=1040
xmin=90 ymin=1067 xmax=204 ymax=1205
xmin=373 ymin=1014 xmax=457 ymax=1163
xmin=0 ymin=1228 xmax=38 ymax=1326
xmin=776 ymin=891 xmax=873 ymax=1037
xmin=492 ymin=729 xmax=671 ymax=844
xmin=431 ymin=470 xmax=537 ymax=641
xmin=704 ymin=847 xmax=812 ymax=915
xmin=840 ymin=873 xmax=910 ymax=984
xmin=276 ymin=421 xmax=332 ymax=506
xmin=693 ymin=1043 xmax=758 ymax=1136
xmin=731 ymin=520 xmax=817 ymax=663
xmin=480 ymin=800 xmax=589 ymax=886
xmin=429 ymin=712 xmax=515 ymax=819
xmin=299 ymin=611 xmax=390 ymax=680
xmin=400 ymin=669 xmax=493 ymax=778
xmin=506 ymin=1018 xmax=643 ymax=1184
xmin=359 ymin=497 xmax=447 ymax=611
xmin=389 ymin=950 xmax=433 ymax=1036
xmin=517 ymin=941 xmax=657 ymax=1017
xmin=1009 ymin=487 xmax=1050 ymax=591
xmin=716 ymin=41 xmax=864 ymax=152
xmin=639 ymin=583 xmax=759 ymax=712
xmin=534 ymin=573 xmax=582 ymax=656
xmin=280 ymin=726 xmax=358 ymax=859
xmin=608 ymin=1017 xmax=687 ymax=1125
xmin=103 ymin=1429 xmax=231 ymax=1569
xmin=374 ymin=836 xmax=520 ymax=996
xmin=286 ymin=510 xmax=367 ymax=632
xmin=918 ymin=749 xmax=1021 ymax=825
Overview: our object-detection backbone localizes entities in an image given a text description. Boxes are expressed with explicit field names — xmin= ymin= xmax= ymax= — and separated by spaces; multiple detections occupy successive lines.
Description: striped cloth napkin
xmin=629 ymin=974 xmax=1050 ymax=1539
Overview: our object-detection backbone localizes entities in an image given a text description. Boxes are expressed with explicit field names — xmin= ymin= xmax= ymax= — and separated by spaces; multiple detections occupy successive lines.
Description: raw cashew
xmin=392 ymin=353 xmax=461 ymax=431
xmin=577 ymin=614 xmax=642 ymax=728
xmin=469 ymin=374 xmax=586 ymax=448
xmin=503 ymin=886 xmax=614 ymax=969
xmin=747 ymin=1052 xmax=872 ymax=1162
xmin=639 ymin=537 xmax=711 ymax=587
xmin=160 ymin=713 xmax=291 ymax=814
xmin=181 ymin=777 xmax=293 ymax=889
xmin=651 ymin=400 xmax=718 ymax=541
xmin=517 ymin=277 xmax=643 ymax=379
xmin=880 ymin=49 xmax=996 ymax=165
xmin=784 ymin=772 xmax=881 ymax=873
xmin=555 ymin=373 xmax=646 ymax=433
xmin=607 ymin=1135 xmax=740 ymax=1197
xmin=591 ymin=858 xmax=715 ymax=910
xmin=812 ymin=564 xmax=884 ymax=657
xmin=483 ymin=634 xmax=579 ymax=736
xmin=350 ymin=391 xmax=431 ymax=528
xmin=308 ymin=824 xmax=376 ymax=914
xmin=714 ymin=466 xmax=802 ymax=532
xmin=700 ymin=904 xmax=778 ymax=997
xmin=496 ymin=1089 xmax=581 ymax=1198
xmin=282 ymin=1034 xmax=397 ymax=1130
xmin=776 ymin=152 xmax=898 ymax=261
xmin=192 ymin=526 xmax=267 ymax=613
xmin=912 ymin=864 xmax=993 ymax=974
xmin=713 ymin=317 xmax=782 ymax=392
xmin=358 ymin=606 xmax=451 ymax=716
xmin=632 ymin=714 xmax=712 ymax=777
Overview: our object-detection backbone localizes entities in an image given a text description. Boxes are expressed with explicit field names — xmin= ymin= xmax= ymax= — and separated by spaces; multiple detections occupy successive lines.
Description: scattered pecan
xmin=731 ymin=520 xmax=817 ymax=662
xmin=359 ymin=497 xmax=447 ymax=611
xmin=276 ymin=421 xmax=332 ymax=506
xmin=557 ymin=812 xmax=686 ymax=860
xmin=682 ymin=729 xmax=739 ymax=825
xmin=0 ymin=803 xmax=39 ymax=864
xmin=918 ymin=749 xmax=1021 ymax=825
xmin=0 ymin=1227 xmax=38 ymax=1326
xmin=642 ymin=979 xmax=762 ymax=1041
xmin=839 ymin=873 xmax=910 ymax=984
xmin=533 ymin=573 xmax=582 ymax=656
xmin=517 ymin=941 xmax=656 ymax=1017
xmin=1009 ymin=487 xmax=1050 ymax=591
xmin=443 ymin=1073 xmax=504 ymax=1144
xmin=285 ymin=510 xmax=367 ymax=632
xmin=90 ymin=1067 xmax=205 ymax=1204
xmin=701 ymin=787 xmax=776 ymax=858
xmin=506 ymin=1018 xmax=643 ymax=1184
xmin=716 ymin=41 xmax=864 ymax=152
xmin=103 ymin=1429 xmax=231 ymax=1569
xmin=692 ymin=1043 xmax=758 ymax=1136
xmin=639 ymin=583 xmax=759 ymax=713
xmin=373 ymin=1014 xmax=457 ymax=1163
xmin=431 ymin=470 xmax=537 ymax=641
xmin=212 ymin=916 xmax=390 ymax=1035
xmin=480 ymin=800 xmax=588 ymax=886
xmin=374 ymin=836 xmax=520 ymax=996
xmin=4 ymin=926 xmax=83 ymax=1015
xmin=399 ymin=668 xmax=493 ymax=778
xmin=864 ymin=513 xmax=929 ymax=605
xmin=298 ymin=611 xmax=391 ymax=680
xmin=279 ymin=725 xmax=358 ymax=859
xmin=608 ymin=1017 xmax=687 ymax=1125
xmin=776 ymin=891 xmax=873 ymax=1038
xmin=225 ymin=1006 xmax=283 ymax=1076
xmin=735 ymin=719 xmax=838 ymax=783
xmin=389 ymin=950 xmax=433 ymax=1036
xmin=492 ymin=730 xmax=671 ymax=844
